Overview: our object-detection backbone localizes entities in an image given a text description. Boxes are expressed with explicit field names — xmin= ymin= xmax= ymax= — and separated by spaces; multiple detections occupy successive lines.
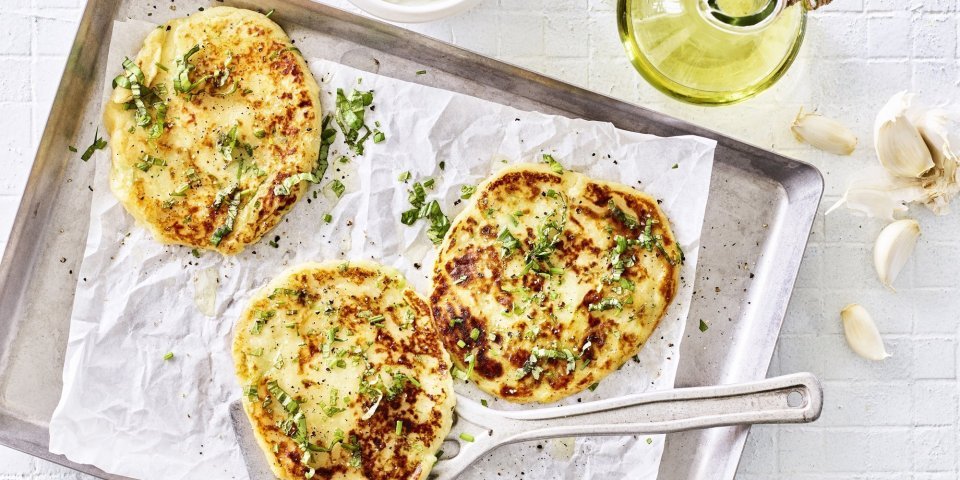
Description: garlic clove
xmin=874 ymin=91 xmax=935 ymax=178
xmin=791 ymin=108 xmax=857 ymax=155
xmin=873 ymin=218 xmax=920 ymax=290
xmin=840 ymin=304 xmax=891 ymax=361
xmin=913 ymin=109 xmax=960 ymax=214
xmin=827 ymin=167 xmax=925 ymax=221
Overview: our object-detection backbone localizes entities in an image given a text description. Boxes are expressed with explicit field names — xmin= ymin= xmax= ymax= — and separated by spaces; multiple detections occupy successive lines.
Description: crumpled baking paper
xmin=48 ymin=20 xmax=715 ymax=480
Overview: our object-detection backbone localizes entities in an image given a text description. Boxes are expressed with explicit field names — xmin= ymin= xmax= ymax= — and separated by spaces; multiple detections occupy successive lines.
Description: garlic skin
xmin=791 ymin=108 xmax=857 ymax=155
xmin=873 ymin=219 xmax=920 ymax=290
xmin=841 ymin=304 xmax=891 ymax=361
xmin=874 ymin=91 xmax=935 ymax=178
xmin=826 ymin=167 xmax=924 ymax=221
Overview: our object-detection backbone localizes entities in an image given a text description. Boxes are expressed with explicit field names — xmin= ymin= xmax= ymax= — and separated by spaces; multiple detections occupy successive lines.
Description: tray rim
xmin=0 ymin=1 xmax=824 ymax=479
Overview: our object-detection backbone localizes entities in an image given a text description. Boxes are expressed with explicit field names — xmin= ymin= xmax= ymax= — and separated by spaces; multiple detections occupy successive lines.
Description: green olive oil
xmin=618 ymin=0 xmax=806 ymax=105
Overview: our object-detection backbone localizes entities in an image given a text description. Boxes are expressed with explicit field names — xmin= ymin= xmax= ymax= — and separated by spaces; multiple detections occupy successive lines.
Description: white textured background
xmin=1 ymin=0 xmax=958 ymax=479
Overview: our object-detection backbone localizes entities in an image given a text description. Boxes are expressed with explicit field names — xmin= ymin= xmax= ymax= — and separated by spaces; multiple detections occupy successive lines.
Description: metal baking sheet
xmin=0 ymin=1 xmax=822 ymax=479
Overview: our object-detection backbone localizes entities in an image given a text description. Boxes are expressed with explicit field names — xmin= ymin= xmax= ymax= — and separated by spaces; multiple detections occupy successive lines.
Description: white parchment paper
xmin=49 ymin=20 xmax=715 ymax=480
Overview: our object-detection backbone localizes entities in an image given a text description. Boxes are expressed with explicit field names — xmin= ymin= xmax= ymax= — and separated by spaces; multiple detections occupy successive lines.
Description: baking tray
xmin=0 ymin=0 xmax=823 ymax=478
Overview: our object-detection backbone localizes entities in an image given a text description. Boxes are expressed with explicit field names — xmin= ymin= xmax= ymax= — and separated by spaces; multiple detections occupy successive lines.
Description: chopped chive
xmin=323 ymin=213 xmax=333 ymax=223
xmin=395 ymin=420 xmax=403 ymax=435
xmin=416 ymin=70 xmax=427 ymax=75
xmin=470 ymin=328 xmax=480 ymax=341
xmin=588 ymin=382 xmax=599 ymax=392
xmin=699 ymin=320 xmax=709 ymax=332
xmin=459 ymin=432 xmax=475 ymax=442
xmin=480 ymin=399 xmax=488 ymax=407
xmin=398 ymin=171 xmax=411 ymax=182
xmin=456 ymin=339 xmax=466 ymax=349
xmin=163 ymin=352 xmax=174 ymax=361
xmin=265 ymin=8 xmax=275 ymax=18
xmin=68 ymin=145 xmax=77 ymax=153
xmin=373 ymin=130 xmax=385 ymax=143
xmin=369 ymin=314 xmax=385 ymax=325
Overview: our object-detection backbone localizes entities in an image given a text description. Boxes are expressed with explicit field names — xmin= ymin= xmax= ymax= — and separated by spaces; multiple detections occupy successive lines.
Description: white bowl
xmin=345 ymin=0 xmax=482 ymax=23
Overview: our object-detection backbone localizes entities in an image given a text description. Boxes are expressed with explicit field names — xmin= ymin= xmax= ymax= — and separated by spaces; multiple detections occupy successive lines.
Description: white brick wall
xmin=2 ymin=0 xmax=959 ymax=478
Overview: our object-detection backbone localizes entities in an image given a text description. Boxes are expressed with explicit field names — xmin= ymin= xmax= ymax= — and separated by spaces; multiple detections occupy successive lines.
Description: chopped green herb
xmin=542 ymin=154 xmax=563 ymax=174
xmin=497 ymin=228 xmax=520 ymax=258
xmin=173 ymin=44 xmax=210 ymax=95
xmin=369 ymin=314 xmax=386 ymax=326
xmin=190 ymin=248 xmax=201 ymax=258
xmin=699 ymin=320 xmax=709 ymax=332
xmin=254 ymin=129 xmax=267 ymax=139
xmin=588 ymin=382 xmax=600 ymax=392
xmin=268 ymin=239 xmax=279 ymax=248
xmin=470 ymin=328 xmax=480 ymax=340
xmin=459 ymin=432 xmax=475 ymax=442
xmin=588 ymin=297 xmax=623 ymax=312
xmin=646 ymin=437 xmax=653 ymax=444
xmin=608 ymin=200 xmax=640 ymax=230
xmin=68 ymin=145 xmax=77 ymax=153
xmin=329 ymin=179 xmax=346 ymax=198
xmin=400 ymin=181 xmax=450 ymax=245
xmin=395 ymin=420 xmax=403 ymax=435
xmin=334 ymin=87 xmax=377 ymax=155
xmin=398 ymin=171 xmax=411 ymax=182
xmin=480 ymin=399 xmax=488 ymax=407
xmin=80 ymin=128 xmax=107 ymax=161
xmin=672 ymin=163 xmax=679 ymax=169
xmin=264 ymin=8 xmax=275 ymax=18
xmin=415 ymin=70 xmax=427 ymax=75
xmin=373 ymin=130 xmax=385 ymax=143
xmin=211 ymin=193 xmax=242 ymax=246
xmin=460 ymin=185 xmax=476 ymax=199
xmin=323 ymin=213 xmax=333 ymax=223
xmin=163 ymin=352 xmax=174 ymax=361
xmin=456 ymin=339 xmax=466 ymax=349
xmin=274 ymin=171 xmax=319 ymax=196
xmin=422 ymin=178 xmax=435 ymax=190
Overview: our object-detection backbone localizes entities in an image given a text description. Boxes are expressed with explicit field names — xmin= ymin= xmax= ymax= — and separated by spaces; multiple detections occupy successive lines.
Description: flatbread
xmin=104 ymin=6 xmax=321 ymax=254
xmin=233 ymin=261 xmax=455 ymax=480
xmin=431 ymin=163 xmax=681 ymax=403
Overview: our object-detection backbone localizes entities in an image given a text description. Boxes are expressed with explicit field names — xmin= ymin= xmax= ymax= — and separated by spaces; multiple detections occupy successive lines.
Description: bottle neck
xmin=700 ymin=0 xmax=785 ymax=31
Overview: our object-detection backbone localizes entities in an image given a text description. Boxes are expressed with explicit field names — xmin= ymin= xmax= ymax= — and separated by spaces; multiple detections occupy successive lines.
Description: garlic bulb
xmin=791 ymin=108 xmax=857 ymax=155
xmin=832 ymin=93 xmax=960 ymax=219
xmin=874 ymin=91 xmax=935 ymax=178
xmin=873 ymin=219 xmax=920 ymax=290
xmin=840 ymin=304 xmax=890 ymax=361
